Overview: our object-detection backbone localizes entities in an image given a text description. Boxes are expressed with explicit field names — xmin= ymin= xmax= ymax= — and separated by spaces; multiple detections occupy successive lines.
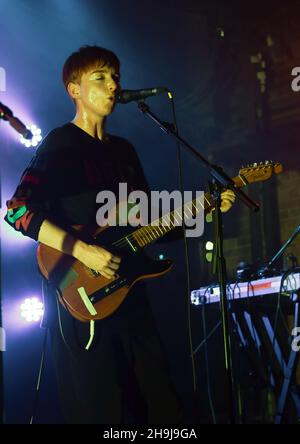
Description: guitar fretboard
xmin=130 ymin=192 xmax=213 ymax=248
xmin=110 ymin=162 xmax=282 ymax=252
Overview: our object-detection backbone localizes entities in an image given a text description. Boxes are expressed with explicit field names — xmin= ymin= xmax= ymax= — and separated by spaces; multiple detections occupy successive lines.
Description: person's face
xmin=69 ymin=64 xmax=120 ymax=118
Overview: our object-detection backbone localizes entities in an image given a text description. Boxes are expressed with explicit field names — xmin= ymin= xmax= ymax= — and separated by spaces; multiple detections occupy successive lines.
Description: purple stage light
xmin=20 ymin=124 xmax=42 ymax=147
xmin=0 ymin=96 xmax=42 ymax=146
xmin=19 ymin=297 xmax=44 ymax=323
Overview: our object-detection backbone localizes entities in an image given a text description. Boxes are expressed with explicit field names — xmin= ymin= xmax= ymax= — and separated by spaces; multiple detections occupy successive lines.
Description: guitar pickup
xmin=90 ymin=277 xmax=128 ymax=303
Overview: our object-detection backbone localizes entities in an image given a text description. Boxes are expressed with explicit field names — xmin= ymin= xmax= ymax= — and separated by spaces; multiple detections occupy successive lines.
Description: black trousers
xmin=45 ymin=282 xmax=183 ymax=424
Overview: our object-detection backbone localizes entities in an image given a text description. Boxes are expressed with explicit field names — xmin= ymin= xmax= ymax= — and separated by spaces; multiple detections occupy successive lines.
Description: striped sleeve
xmin=5 ymin=149 xmax=54 ymax=241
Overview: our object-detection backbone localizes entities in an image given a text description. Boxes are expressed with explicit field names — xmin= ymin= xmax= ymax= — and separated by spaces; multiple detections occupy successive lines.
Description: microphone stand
xmin=0 ymin=222 xmax=3 ymax=426
xmin=0 ymin=104 xmax=36 ymax=425
xmin=137 ymin=100 xmax=259 ymax=424
xmin=0 ymin=102 xmax=33 ymax=140
xmin=0 ymin=113 xmax=5 ymax=424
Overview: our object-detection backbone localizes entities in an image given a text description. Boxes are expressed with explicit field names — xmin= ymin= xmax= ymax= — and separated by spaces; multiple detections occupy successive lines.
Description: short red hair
xmin=62 ymin=45 xmax=120 ymax=90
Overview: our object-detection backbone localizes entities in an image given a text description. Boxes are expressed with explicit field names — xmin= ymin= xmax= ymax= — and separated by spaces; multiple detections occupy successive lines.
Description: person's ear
xmin=67 ymin=82 xmax=80 ymax=101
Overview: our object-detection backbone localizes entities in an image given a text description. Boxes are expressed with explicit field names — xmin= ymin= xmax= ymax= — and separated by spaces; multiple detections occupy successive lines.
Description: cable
xmin=55 ymin=290 xmax=74 ymax=353
xmin=29 ymin=322 xmax=48 ymax=424
xmin=167 ymin=91 xmax=197 ymax=395
xmin=245 ymin=281 xmax=260 ymax=353
xmin=56 ymin=284 xmax=99 ymax=353
xmin=29 ymin=279 xmax=70 ymax=424
xmin=201 ymin=302 xmax=217 ymax=423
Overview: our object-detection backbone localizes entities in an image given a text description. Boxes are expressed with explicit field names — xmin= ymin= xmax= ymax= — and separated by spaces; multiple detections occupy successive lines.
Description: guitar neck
xmin=130 ymin=194 xmax=211 ymax=248
xmin=109 ymin=161 xmax=282 ymax=251
xmin=129 ymin=174 xmax=245 ymax=249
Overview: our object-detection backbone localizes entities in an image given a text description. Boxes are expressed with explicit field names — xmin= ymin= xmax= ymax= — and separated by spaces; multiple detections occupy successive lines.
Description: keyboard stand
xmin=230 ymin=301 xmax=300 ymax=423
xmin=275 ymin=302 xmax=300 ymax=424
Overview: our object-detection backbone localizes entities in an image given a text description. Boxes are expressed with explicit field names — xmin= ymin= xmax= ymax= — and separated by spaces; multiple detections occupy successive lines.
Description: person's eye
xmin=96 ymin=76 xmax=104 ymax=80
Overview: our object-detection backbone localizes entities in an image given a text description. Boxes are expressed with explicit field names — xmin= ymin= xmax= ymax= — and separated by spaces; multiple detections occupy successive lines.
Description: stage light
xmin=20 ymin=297 xmax=44 ymax=322
xmin=205 ymin=241 xmax=214 ymax=263
xmin=158 ymin=254 xmax=165 ymax=260
xmin=20 ymin=124 xmax=42 ymax=147
xmin=205 ymin=241 xmax=214 ymax=251
xmin=216 ymin=27 xmax=225 ymax=38
xmin=206 ymin=212 xmax=213 ymax=223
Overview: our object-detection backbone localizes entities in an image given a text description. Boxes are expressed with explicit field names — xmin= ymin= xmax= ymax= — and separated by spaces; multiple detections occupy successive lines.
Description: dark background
xmin=1 ymin=0 xmax=300 ymax=423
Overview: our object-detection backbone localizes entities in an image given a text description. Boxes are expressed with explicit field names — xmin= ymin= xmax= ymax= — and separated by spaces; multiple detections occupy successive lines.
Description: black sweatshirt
xmin=5 ymin=122 xmax=151 ymax=239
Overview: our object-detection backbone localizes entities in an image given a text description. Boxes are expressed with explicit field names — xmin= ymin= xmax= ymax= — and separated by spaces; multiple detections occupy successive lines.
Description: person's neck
xmin=71 ymin=112 xmax=107 ymax=141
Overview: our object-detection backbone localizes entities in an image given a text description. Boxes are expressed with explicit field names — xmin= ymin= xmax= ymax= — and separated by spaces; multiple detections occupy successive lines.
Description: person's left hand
xmin=220 ymin=189 xmax=236 ymax=213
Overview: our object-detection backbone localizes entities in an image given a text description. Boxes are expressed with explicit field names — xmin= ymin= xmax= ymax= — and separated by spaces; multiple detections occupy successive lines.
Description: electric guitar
xmin=37 ymin=161 xmax=283 ymax=322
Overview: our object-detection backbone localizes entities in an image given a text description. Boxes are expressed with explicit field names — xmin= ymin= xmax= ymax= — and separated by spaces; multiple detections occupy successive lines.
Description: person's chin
xmin=105 ymin=103 xmax=116 ymax=115
xmin=96 ymin=107 xmax=113 ymax=118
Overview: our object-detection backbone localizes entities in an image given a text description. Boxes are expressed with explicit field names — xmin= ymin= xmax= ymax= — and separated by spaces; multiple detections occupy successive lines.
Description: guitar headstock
xmin=238 ymin=160 xmax=283 ymax=184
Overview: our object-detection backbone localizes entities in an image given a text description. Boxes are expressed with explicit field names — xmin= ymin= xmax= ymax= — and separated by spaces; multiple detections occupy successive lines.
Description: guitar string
xmin=106 ymin=164 xmax=273 ymax=248
xmin=106 ymin=166 xmax=274 ymax=250
xmin=111 ymin=197 xmax=207 ymax=249
xmin=111 ymin=194 xmax=213 ymax=249
xmin=109 ymin=170 xmax=255 ymax=250
xmin=90 ymin=167 xmax=273 ymax=272
xmin=110 ymin=194 xmax=211 ymax=250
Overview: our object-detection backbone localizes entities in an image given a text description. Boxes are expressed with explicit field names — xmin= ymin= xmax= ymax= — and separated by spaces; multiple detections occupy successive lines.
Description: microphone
xmin=0 ymin=102 xmax=33 ymax=139
xmin=116 ymin=87 xmax=168 ymax=104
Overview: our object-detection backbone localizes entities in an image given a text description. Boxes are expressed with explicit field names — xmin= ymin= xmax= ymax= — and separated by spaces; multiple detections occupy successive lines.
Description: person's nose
xmin=108 ymin=78 xmax=118 ymax=94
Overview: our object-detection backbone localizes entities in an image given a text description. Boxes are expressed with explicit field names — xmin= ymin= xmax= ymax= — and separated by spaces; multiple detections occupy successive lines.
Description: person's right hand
xmin=74 ymin=241 xmax=121 ymax=279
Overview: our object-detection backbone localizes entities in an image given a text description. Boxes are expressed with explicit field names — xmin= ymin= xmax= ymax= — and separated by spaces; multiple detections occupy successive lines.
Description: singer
xmin=5 ymin=45 xmax=235 ymax=424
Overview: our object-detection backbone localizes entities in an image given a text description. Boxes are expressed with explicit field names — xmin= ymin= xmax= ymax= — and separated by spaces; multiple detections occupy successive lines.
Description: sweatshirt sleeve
xmin=4 ymin=135 xmax=57 ymax=241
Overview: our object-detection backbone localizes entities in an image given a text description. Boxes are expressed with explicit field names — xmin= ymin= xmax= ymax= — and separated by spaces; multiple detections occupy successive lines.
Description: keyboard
xmin=191 ymin=272 xmax=300 ymax=306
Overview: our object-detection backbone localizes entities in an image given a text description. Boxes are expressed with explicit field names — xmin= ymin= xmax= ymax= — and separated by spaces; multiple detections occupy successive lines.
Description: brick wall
xmin=222 ymin=168 xmax=300 ymax=280
xmin=277 ymin=169 xmax=300 ymax=265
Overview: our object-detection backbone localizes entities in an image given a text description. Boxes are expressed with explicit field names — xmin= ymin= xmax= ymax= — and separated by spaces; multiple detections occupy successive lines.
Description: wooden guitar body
xmin=37 ymin=224 xmax=173 ymax=322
